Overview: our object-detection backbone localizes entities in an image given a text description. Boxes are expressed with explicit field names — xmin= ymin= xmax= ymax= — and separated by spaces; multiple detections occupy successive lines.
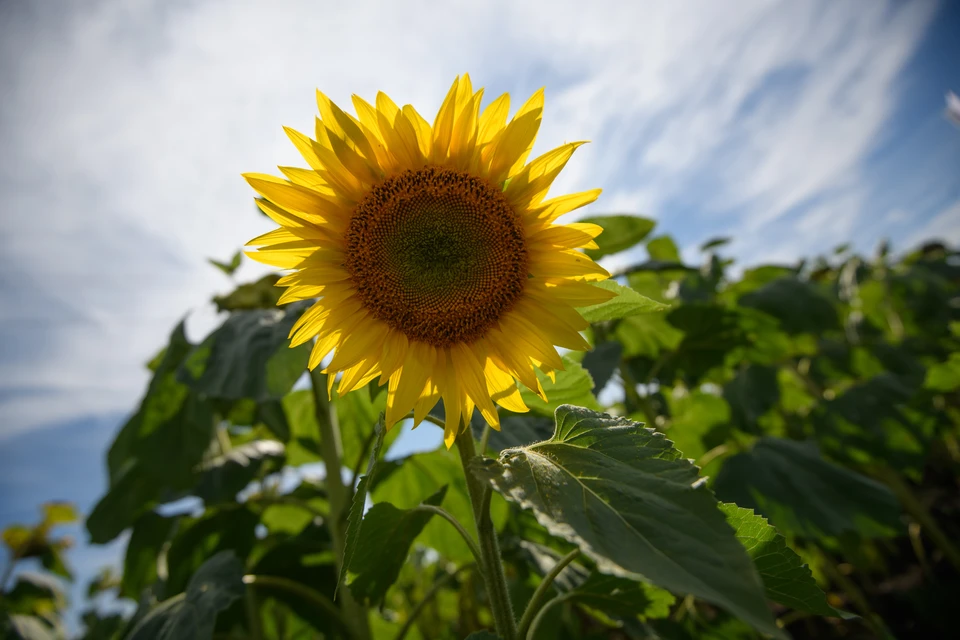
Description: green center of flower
xmin=344 ymin=166 xmax=528 ymax=347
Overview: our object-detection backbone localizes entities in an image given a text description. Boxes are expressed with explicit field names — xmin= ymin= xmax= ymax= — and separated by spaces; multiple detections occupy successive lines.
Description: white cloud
xmin=0 ymin=0 xmax=939 ymax=437
xmin=906 ymin=198 xmax=960 ymax=248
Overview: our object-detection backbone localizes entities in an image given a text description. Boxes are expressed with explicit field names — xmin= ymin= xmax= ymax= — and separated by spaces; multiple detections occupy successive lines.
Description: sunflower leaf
xmin=577 ymin=280 xmax=668 ymax=323
xmin=721 ymin=503 xmax=835 ymax=616
xmin=581 ymin=215 xmax=656 ymax=259
xmin=519 ymin=356 xmax=601 ymax=415
xmin=470 ymin=405 xmax=783 ymax=639
xmin=346 ymin=486 xmax=448 ymax=605
xmin=126 ymin=551 xmax=245 ymax=640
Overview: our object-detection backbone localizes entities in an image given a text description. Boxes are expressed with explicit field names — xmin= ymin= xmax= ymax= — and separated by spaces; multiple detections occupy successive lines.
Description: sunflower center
xmin=344 ymin=166 xmax=528 ymax=347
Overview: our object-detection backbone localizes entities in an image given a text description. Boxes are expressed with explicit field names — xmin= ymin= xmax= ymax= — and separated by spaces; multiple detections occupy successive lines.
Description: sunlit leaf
xmin=721 ymin=503 xmax=834 ymax=616
xmin=581 ymin=215 xmax=656 ymax=259
xmin=577 ymin=280 xmax=668 ymax=323
xmin=471 ymin=405 xmax=782 ymax=638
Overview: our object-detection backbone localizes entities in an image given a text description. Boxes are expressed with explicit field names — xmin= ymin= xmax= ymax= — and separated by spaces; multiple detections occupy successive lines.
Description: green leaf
xmin=194 ymin=440 xmax=285 ymax=505
xmin=213 ymin=274 xmax=282 ymax=312
xmin=739 ymin=277 xmax=838 ymax=335
xmin=614 ymin=313 xmax=683 ymax=359
xmin=580 ymin=341 xmax=622 ymax=393
xmin=480 ymin=415 xmax=555 ymax=453
xmin=568 ymin=572 xmax=676 ymax=623
xmin=700 ymin=237 xmax=731 ymax=252
xmin=470 ymin=406 xmax=781 ymax=638
xmin=164 ymin=508 xmax=259 ymax=595
xmin=121 ymin=512 xmax=177 ymax=599
xmin=464 ymin=633 xmax=501 ymax=640
xmin=646 ymin=235 xmax=681 ymax=262
xmin=576 ymin=280 xmax=668 ymax=323
xmin=721 ymin=504 xmax=834 ymax=616
xmin=87 ymin=463 xmax=163 ymax=544
xmin=340 ymin=417 xmax=386 ymax=595
xmin=663 ymin=391 xmax=730 ymax=465
xmin=126 ymin=551 xmax=245 ymax=640
xmin=179 ymin=305 xmax=310 ymax=403
xmin=925 ymin=353 xmax=960 ymax=391
xmin=208 ymin=250 xmax=242 ymax=276
xmin=107 ymin=322 xmax=215 ymax=488
xmin=371 ymin=447 xmax=507 ymax=562
xmin=347 ymin=486 xmax=448 ymax=604
xmin=41 ymin=503 xmax=78 ymax=527
xmin=519 ymin=356 xmax=600 ymax=416
xmin=713 ymin=437 xmax=901 ymax=539
xmin=581 ymin=215 xmax=656 ymax=259
xmin=723 ymin=365 xmax=780 ymax=433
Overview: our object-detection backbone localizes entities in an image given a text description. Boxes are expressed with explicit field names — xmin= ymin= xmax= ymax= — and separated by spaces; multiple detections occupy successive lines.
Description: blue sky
xmin=1 ymin=0 xmax=958 ymax=631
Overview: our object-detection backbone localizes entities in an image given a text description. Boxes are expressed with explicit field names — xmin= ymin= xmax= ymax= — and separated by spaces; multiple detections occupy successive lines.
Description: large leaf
xmin=121 ymin=512 xmax=177 ymax=599
xmin=576 ymin=280 xmax=667 ymax=323
xmin=179 ymin=303 xmax=310 ymax=403
xmin=721 ymin=504 xmax=834 ymax=616
xmin=87 ymin=462 xmax=164 ymax=545
xmin=713 ymin=437 xmax=901 ymax=539
xmin=723 ymin=364 xmax=780 ymax=433
xmin=347 ymin=486 xmax=448 ymax=604
xmin=581 ymin=215 xmax=656 ymax=259
xmin=371 ymin=447 xmax=507 ymax=562
xmin=107 ymin=322 xmax=215 ymax=488
xmin=739 ymin=277 xmax=838 ymax=335
xmin=519 ymin=356 xmax=600 ymax=416
xmin=194 ymin=440 xmax=285 ymax=505
xmin=470 ymin=405 xmax=781 ymax=638
xmin=164 ymin=508 xmax=260 ymax=595
xmin=580 ymin=341 xmax=622 ymax=393
xmin=126 ymin=551 xmax=245 ymax=640
xmin=646 ymin=235 xmax=681 ymax=262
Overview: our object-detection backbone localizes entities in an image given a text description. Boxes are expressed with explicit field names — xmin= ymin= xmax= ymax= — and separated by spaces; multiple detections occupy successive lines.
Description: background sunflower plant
xmin=7 ymin=78 xmax=959 ymax=640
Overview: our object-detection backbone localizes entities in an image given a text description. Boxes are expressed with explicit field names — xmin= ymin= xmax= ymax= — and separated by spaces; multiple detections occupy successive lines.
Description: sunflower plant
xmin=59 ymin=77 xmax=960 ymax=640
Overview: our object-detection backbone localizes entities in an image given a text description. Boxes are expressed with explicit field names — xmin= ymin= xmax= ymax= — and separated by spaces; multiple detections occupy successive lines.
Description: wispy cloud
xmin=0 ymin=0 xmax=946 ymax=437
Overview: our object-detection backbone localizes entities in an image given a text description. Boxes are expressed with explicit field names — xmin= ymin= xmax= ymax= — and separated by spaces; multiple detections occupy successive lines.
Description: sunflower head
xmin=244 ymin=75 xmax=614 ymax=447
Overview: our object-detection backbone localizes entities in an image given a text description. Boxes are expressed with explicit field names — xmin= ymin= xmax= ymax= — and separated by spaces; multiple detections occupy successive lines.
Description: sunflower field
xmin=3 ymin=79 xmax=959 ymax=640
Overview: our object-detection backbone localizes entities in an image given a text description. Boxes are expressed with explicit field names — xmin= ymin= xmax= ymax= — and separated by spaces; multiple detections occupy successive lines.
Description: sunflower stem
xmin=516 ymin=548 xmax=580 ymax=639
xmin=456 ymin=426 xmax=517 ymax=640
xmin=309 ymin=368 xmax=372 ymax=640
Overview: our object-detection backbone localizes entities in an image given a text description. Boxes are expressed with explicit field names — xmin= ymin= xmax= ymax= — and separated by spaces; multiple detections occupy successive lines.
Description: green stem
xmin=875 ymin=467 xmax=960 ymax=572
xmin=244 ymin=574 xmax=352 ymax=637
xmin=456 ymin=427 xmax=517 ymax=640
xmin=516 ymin=549 xmax=580 ymax=639
xmin=479 ymin=423 xmax=492 ymax=454
xmin=410 ymin=505 xmax=484 ymax=568
xmin=245 ymin=583 xmax=264 ymax=640
xmin=525 ymin=593 xmax=570 ymax=640
xmin=394 ymin=564 xmax=474 ymax=640
xmin=309 ymin=368 xmax=371 ymax=640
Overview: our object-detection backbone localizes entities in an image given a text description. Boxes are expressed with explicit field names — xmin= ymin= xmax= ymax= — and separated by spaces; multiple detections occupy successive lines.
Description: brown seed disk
xmin=344 ymin=166 xmax=528 ymax=347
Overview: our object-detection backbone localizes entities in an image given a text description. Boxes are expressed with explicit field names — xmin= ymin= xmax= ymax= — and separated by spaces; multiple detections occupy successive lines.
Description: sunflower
xmin=244 ymin=75 xmax=614 ymax=447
